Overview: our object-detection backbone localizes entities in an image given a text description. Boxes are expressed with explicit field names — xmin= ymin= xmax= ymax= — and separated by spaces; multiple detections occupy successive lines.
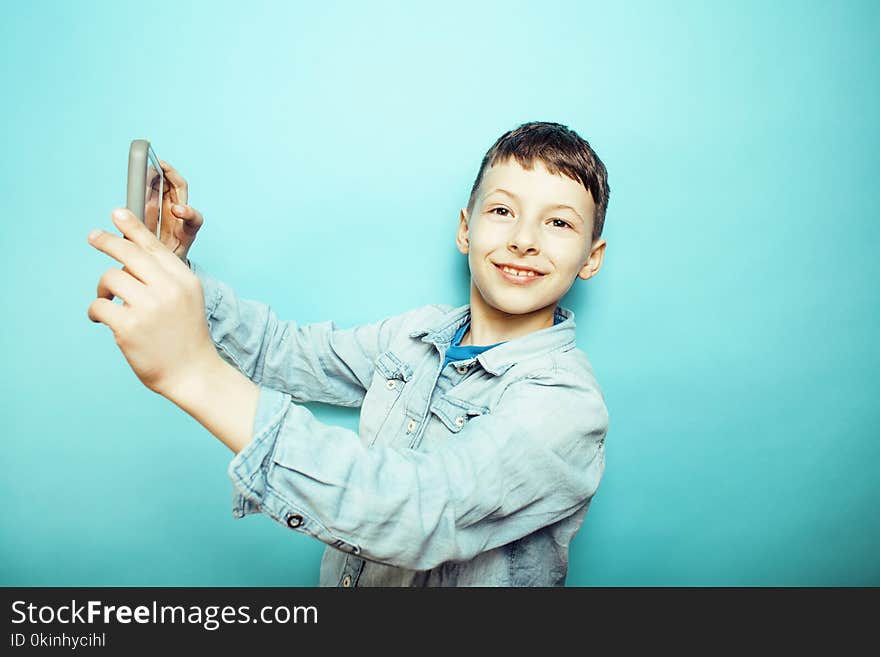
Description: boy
xmin=87 ymin=121 xmax=610 ymax=586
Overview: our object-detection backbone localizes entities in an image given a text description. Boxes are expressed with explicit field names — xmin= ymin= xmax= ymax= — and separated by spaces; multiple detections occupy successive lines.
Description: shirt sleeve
xmin=188 ymin=259 xmax=427 ymax=408
xmin=228 ymin=370 xmax=609 ymax=571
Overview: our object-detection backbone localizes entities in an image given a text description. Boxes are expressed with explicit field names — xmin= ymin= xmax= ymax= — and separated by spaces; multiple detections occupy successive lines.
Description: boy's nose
xmin=507 ymin=225 xmax=540 ymax=254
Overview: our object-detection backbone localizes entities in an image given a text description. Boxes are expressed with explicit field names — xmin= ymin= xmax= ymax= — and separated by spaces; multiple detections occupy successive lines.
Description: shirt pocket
xmin=375 ymin=350 xmax=413 ymax=384
xmin=420 ymin=394 xmax=490 ymax=448
xmin=361 ymin=350 xmax=413 ymax=444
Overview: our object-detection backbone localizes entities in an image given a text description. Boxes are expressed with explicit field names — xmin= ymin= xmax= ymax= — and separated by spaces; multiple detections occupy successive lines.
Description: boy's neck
xmin=461 ymin=281 xmax=557 ymax=347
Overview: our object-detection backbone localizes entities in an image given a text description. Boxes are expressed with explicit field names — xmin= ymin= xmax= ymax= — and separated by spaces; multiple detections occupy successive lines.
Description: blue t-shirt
xmin=442 ymin=314 xmax=561 ymax=369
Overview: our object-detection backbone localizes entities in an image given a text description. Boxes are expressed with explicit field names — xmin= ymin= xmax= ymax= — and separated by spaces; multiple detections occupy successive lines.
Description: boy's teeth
xmin=502 ymin=266 xmax=536 ymax=277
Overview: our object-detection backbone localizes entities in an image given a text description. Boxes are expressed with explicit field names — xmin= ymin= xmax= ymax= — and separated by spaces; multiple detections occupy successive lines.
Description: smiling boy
xmin=88 ymin=121 xmax=610 ymax=586
xmin=459 ymin=138 xmax=606 ymax=345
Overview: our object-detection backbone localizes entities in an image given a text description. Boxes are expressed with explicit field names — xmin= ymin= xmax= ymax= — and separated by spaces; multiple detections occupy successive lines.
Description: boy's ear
xmin=577 ymin=238 xmax=606 ymax=281
xmin=456 ymin=208 xmax=470 ymax=254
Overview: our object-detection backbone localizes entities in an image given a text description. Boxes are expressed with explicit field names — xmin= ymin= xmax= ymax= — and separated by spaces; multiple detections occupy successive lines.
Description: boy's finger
xmin=171 ymin=205 xmax=204 ymax=231
xmin=158 ymin=160 xmax=188 ymax=204
xmin=171 ymin=203 xmax=191 ymax=218
xmin=88 ymin=228 xmax=164 ymax=285
xmin=87 ymin=297 xmax=125 ymax=327
xmin=157 ymin=158 xmax=178 ymax=175
xmin=96 ymin=266 xmax=149 ymax=306
xmin=88 ymin=209 xmax=180 ymax=281
xmin=171 ymin=203 xmax=199 ymax=219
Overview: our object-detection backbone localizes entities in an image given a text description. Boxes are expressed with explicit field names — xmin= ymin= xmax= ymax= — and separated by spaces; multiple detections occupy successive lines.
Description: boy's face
xmin=457 ymin=158 xmax=606 ymax=317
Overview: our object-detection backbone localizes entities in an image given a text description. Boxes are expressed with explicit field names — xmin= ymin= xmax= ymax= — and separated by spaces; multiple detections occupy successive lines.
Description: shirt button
xmin=406 ymin=419 xmax=417 ymax=433
xmin=386 ymin=380 xmax=397 ymax=390
xmin=454 ymin=416 xmax=465 ymax=428
xmin=342 ymin=574 xmax=352 ymax=587
xmin=286 ymin=513 xmax=303 ymax=529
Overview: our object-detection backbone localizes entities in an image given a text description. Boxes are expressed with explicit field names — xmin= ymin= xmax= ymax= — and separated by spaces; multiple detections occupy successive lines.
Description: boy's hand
xmin=87 ymin=208 xmax=218 ymax=398
xmin=157 ymin=159 xmax=204 ymax=264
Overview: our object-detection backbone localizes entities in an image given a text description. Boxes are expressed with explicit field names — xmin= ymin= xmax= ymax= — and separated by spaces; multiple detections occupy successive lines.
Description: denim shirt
xmin=189 ymin=260 xmax=610 ymax=587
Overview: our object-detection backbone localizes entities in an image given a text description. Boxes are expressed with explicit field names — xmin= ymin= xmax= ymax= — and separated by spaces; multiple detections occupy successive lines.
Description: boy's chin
xmin=480 ymin=293 xmax=560 ymax=318
xmin=470 ymin=278 xmax=561 ymax=317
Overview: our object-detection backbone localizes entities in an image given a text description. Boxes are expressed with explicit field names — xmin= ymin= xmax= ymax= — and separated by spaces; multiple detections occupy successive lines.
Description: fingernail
xmin=173 ymin=204 xmax=185 ymax=213
xmin=112 ymin=209 xmax=127 ymax=221
xmin=88 ymin=229 xmax=102 ymax=241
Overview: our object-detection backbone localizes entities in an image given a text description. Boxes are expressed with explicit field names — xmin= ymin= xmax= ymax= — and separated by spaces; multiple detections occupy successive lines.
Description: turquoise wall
xmin=2 ymin=0 xmax=877 ymax=586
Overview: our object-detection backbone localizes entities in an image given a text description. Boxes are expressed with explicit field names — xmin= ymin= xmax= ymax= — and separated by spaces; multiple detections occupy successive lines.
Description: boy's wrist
xmin=160 ymin=352 xmax=261 ymax=454
xmin=155 ymin=347 xmax=222 ymax=406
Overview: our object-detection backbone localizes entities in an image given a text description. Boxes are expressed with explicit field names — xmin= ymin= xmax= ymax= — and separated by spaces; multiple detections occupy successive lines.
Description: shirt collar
xmin=409 ymin=304 xmax=577 ymax=375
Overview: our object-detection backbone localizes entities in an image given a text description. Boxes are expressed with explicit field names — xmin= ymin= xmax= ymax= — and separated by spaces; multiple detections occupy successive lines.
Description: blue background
xmin=2 ymin=0 xmax=877 ymax=586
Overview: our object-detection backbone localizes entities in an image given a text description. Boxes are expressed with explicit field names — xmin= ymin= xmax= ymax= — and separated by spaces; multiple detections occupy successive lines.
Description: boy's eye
xmin=489 ymin=208 xmax=572 ymax=229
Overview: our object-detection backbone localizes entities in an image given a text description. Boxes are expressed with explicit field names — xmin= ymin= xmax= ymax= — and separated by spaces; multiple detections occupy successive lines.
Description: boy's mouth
xmin=493 ymin=262 xmax=546 ymax=284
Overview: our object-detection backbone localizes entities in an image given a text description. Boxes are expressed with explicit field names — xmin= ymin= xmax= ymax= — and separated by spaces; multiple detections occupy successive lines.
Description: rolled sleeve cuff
xmin=188 ymin=259 xmax=223 ymax=320
xmin=229 ymin=385 xmax=291 ymax=519
xmin=226 ymin=385 xmax=363 ymax=557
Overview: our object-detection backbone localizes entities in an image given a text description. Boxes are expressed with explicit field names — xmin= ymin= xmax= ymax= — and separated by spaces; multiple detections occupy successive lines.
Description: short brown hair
xmin=467 ymin=121 xmax=610 ymax=241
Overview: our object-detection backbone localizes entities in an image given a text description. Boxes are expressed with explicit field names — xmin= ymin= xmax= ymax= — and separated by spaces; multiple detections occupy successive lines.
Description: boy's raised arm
xmin=223 ymin=369 xmax=609 ymax=571
xmin=188 ymin=259 xmax=423 ymax=408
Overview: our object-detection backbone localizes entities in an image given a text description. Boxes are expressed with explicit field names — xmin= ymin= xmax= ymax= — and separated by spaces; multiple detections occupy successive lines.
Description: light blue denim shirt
xmin=189 ymin=260 xmax=610 ymax=587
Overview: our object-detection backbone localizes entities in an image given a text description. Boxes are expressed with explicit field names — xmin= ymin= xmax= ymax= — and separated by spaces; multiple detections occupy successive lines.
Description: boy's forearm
xmin=162 ymin=354 xmax=261 ymax=455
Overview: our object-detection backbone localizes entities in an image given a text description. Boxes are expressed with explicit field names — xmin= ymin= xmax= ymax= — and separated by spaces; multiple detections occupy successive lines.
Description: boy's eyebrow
xmin=485 ymin=187 xmax=584 ymax=223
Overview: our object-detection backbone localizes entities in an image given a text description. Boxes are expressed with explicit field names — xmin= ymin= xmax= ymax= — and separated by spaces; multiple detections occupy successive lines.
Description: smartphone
xmin=126 ymin=139 xmax=164 ymax=238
